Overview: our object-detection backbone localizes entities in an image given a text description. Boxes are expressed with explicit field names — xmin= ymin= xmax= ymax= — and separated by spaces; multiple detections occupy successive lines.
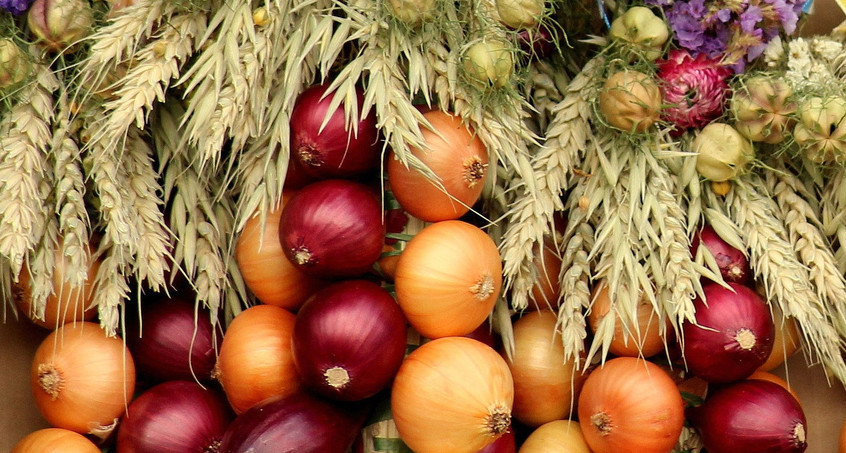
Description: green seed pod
xmin=27 ymin=0 xmax=94 ymax=53
xmin=598 ymin=70 xmax=662 ymax=133
xmin=388 ymin=0 xmax=436 ymax=27
xmin=732 ymin=77 xmax=796 ymax=144
xmin=496 ymin=0 xmax=545 ymax=29
xmin=609 ymin=6 xmax=670 ymax=61
xmin=462 ymin=37 xmax=514 ymax=89
xmin=793 ymin=96 xmax=846 ymax=164
xmin=0 ymin=39 xmax=30 ymax=90
xmin=693 ymin=123 xmax=755 ymax=182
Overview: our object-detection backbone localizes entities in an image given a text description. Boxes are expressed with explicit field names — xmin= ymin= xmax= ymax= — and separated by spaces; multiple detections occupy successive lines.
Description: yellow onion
xmin=463 ymin=37 xmax=514 ymax=89
xmin=793 ymin=96 xmax=846 ymax=164
xmin=388 ymin=0 xmax=436 ymax=27
xmin=391 ymin=336 xmax=514 ymax=453
xmin=599 ymin=70 xmax=662 ymax=133
xmin=732 ymin=76 xmax=796 ymax=144
xmin=693 ymin=122 xmax=755 ymax=182
xmin=27 ymin=0 xmax=94 ymax=53
xmin=496 ymin=0 xmax=545 ymax=29
xmin=608 ymin=6 xmax=669 ymax=61
xmin=0 ymin=39 xmax=30 ymax=90
xmin=519 ymin=420 xmax=592 ymax=453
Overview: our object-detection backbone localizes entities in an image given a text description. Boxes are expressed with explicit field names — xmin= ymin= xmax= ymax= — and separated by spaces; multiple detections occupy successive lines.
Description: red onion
xmin=292 ymin=279 xmax=407 ymax=401
xmin=691 ymin=225 xmax=751 ymax=283
xmin=688 ymin=379 xmax=807 ymax=453
xmin=478 ymin=428 xmax=516 ymax=453
xmin=124 ymin=296 xmax=221 ymax=384
xmin=682 ymin=282 xmax=774 ymax=383
xmin=290 ymin=84 xmax=381 ymax=179
xmin=279 ymin=179 xmax=385 ymax=278
xmin=116 ymin=381 xmax=232 ymax=453
xmin=516 ymin=25 xmax=555 ymax=60
xmin=219 ymin=391 xmax=369 ymax=453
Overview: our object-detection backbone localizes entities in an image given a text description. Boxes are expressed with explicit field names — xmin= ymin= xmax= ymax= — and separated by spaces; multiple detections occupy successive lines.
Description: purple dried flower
xmin=1 ymin=0 xmax=34 ymax=15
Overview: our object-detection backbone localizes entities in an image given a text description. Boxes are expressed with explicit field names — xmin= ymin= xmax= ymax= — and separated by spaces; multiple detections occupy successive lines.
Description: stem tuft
xmin=470 ymin=274 xmax=496 ymax=301
xmin=485 ymin=405 xmax=511 ymax=436
xmin=37 ymin=363 xmax=63 ymax=400
xmin=324 ymin=366 xmax=350 ymax=389
xmin=591 ymin=412 xmax=613 ymax=436
xmin=734 ymin=328 xmax=757 ymax=350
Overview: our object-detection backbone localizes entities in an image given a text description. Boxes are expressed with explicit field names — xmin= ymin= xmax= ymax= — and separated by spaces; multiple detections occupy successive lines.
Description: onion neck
xmin=324 ymin=366 xmax=351 ymax=389
xmin=470 ymin=274 xmax=496 ymax=301
xmin=484 ymin=406 xmax=511 ymax=437
xmin=734 ymin=328 xmax=757 ymax=350
xmin=463 ymin=157 xmax=487 ymax=188
xmin=590 ymin=412 xmax=613 ymax=436
xmin=291 ymin=246 xmax=316 ymax=266
xmin=297 ymin=144 xmax=323 ymax=168
xmin=37 ymin=363 xmax=63 ymax=400
xmin=792 ymin=422 xmax=807 ymax=446
xmin=205 ymin=439 xmax=222 ymax=453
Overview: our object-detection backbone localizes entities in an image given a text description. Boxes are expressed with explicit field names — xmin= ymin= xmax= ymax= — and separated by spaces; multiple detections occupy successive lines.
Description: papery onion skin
xmin=219 ymin=391 xmax=369 ymax=453
xmin=290 ymin=83 xmax=380 ymax=179
xmin=30 ymin=322 xmax=136 ymax=435
xmin=394 ymin=220 xmax=502 ymax=338
xmin=587 ymin=283 xmax=668 ymax=358
xmin=508 ymin=310 xmax=585 ymax=428
xmin=279 ymin=179 xmax=385 ymax=279
xmin=391 ymin=336 xmax=514 ymax=453
xmin=236 ymin=192 xmax=323 ymax=310
xmin=691 ymin=225 xmax=751 ymax=283
xmin=759 ymin=307 xmax=802 ymax=371
xmin=578 ymin=357 xmax=684 ymax=453
xmin=292 ymin=279 xmax=407 ymax=402
xmin=215 ymin=304 xmax=301 ymax=414
xmin=387 ymin=110 xmax=489 ymax=222
xmin=840 ymin=416 xmax=846 ymax=453
xmin=682 ymin=282 xmax=774 ymax=383
xmin=116 ymin=381 xmax=232 ymax=453
xmin=747 ymin=370 xmax=800 ymax=404
xmin=124 ymin=296 xmax=220 ymax=384
xmin=12 ymin=428 xmax=102 ymax=453
xmin=688 ymin=379 xmax=808 ymax=453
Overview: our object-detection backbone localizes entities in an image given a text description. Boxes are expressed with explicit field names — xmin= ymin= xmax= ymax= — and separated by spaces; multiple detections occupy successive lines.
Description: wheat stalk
xmin=500 ymin=56 xmax=603 ymax=312
xmin=0 ymin=65 xmax=57 ymax=278
xmin=727 ymin=175 xmax=846 ymax=383
xmin=124 ymin=128 xmax=172 ymax=292
xmin=821 ymin=167 xmax=846 ymax=273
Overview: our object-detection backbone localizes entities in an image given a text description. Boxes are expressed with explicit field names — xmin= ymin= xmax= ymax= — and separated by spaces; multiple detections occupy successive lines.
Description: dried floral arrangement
xmin=2 ymin=0 xmax=846 ymax=403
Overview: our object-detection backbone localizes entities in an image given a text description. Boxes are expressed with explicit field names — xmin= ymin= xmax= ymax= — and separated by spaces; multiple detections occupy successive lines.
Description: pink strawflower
xmin=657 ymin=50 xmax=733 ymax=133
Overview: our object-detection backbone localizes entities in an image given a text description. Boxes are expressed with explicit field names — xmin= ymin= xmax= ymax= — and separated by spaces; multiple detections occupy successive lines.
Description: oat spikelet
xmin=500 ymin=56 xmax=604 ymax=313
xmin=124 ymin=128 xmax=171 ymax=292
xmin=726 ymin=175 xmax=846 ymax=383
xmin=768 ymin=169 xmax=846 ymax=335
xmin=0 ymin=65 xmax=57 ymax=277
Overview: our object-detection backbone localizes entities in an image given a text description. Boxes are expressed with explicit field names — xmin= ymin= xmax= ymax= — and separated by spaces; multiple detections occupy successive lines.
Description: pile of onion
xmin=289 ymin=83 xmax=381 ymax=179
xmin=116 ymin=380 xmax=232 ymax=453
xmin=279 ymin=179 xmax=385 ymax=279
xmin=682 ymin=282 xmax=774 ymax=383
xmin=292 ymin=279 xmax=407 ymax=401
xmin=30 ymin=321 xmax=136 ymax=437
xmin=391 ymin=336 xmax=514 ymax=453
xmin=387 ymin=110 xmax=489 ymax=222
xmin=394 ymin=220 xmax=502 ymax=338
xmin=124 ymin=296 xmax=220 ymax=384
xmin=520 ymin=420 xmax=592 ymax=453
xmin=688 ymin=379 xmax=807 ymax=453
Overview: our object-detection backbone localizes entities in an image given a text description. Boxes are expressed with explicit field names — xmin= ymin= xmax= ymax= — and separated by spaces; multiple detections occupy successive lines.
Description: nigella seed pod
xmin=463 ymin=37 xmax=515 ymax=89
xmin=693 ymin=123 xmax=755 ymax=182
xmin=387 ymin=0 xmax=436 ymax=27
xmin=27 ymin=0 xmax=94 ymax=53
xmin=793 ymin=96 xmax=846 ymax=164
xmin=496 ymin=0 xmax=545 ymax=29
xmin=608 ymin=6 xmax=669 ymax=61
xmin=599 ymin=70 xmax=662 ymax=133
xmin=0 ymin=39 xmax=31 ymax=90
xmin=732 ymin=76 xmax=796 ymax=144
